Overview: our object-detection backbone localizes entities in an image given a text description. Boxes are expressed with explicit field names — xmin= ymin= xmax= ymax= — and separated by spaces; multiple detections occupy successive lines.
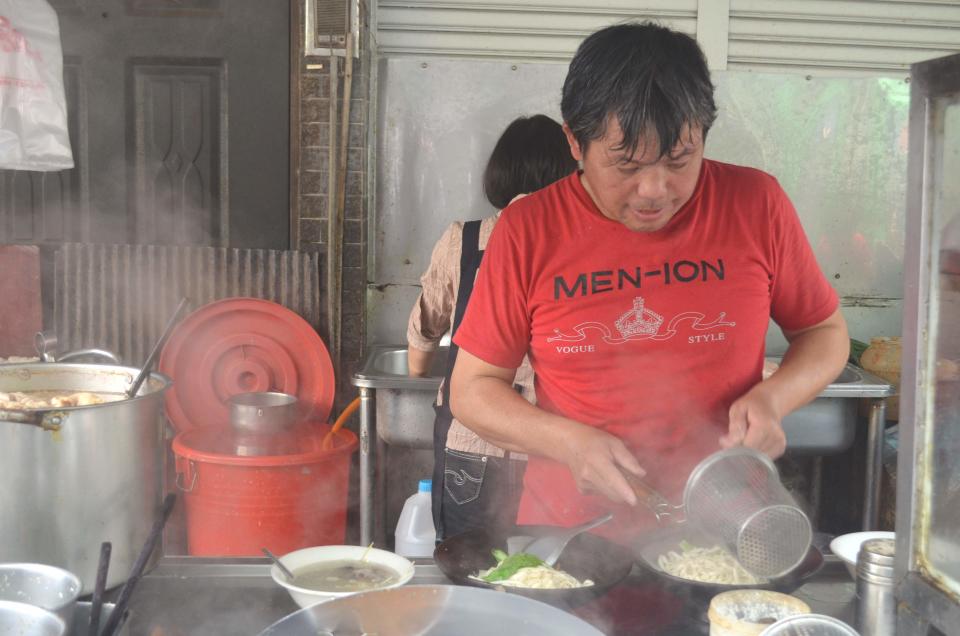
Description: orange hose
xmin=322 ymin=396 xmax=360 ymax=450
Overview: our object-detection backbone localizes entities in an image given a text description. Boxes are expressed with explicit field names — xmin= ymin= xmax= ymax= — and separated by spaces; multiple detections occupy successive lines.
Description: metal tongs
xmin=622 ymin=471 xmax=686 ymax=524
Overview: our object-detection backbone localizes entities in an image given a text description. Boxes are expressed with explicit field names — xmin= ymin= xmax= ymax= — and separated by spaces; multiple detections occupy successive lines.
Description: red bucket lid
xmin=159 ymin=298 xmax=335 ymax=434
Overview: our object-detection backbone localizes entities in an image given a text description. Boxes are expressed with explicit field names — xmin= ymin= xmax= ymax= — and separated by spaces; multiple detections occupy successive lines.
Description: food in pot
xmin=291 ymin=560 xmax=398 ymax=592
xmin=472 ymin=549 xmax=593 ymax=589
xmin=0 ymin=390 xmax=121 ymax=409
xmin=657 ymin=542 xmax=766 ymax=585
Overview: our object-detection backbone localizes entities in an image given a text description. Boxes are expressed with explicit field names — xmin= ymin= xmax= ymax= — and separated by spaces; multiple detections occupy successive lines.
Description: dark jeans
xmin=432 ymin=448 xmax=527 ymax=542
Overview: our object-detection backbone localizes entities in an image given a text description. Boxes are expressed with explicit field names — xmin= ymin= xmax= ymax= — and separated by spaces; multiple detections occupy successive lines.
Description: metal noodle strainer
xmin=632 ymin=447 xmax=813 ymax=580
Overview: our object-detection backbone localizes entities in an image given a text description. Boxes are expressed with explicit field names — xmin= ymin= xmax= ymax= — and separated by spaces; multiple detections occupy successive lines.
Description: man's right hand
xmin=557 ymin=424 xmax=645 ymax=506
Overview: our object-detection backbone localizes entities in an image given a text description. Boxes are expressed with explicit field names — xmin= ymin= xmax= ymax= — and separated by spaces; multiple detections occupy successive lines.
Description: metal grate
xmin=54 ymin=243 xmax=321 ymax=366
xmin=312 ymin=0 xmax=350 ymax=47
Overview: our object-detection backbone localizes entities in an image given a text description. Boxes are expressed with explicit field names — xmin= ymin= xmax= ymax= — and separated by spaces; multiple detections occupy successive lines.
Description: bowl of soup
xmin=270 ymin=545 xmax=415 ymax=608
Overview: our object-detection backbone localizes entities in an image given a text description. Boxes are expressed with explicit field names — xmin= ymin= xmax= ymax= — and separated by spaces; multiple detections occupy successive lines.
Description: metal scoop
xmin=126 ymin=297 xmax=189 ymax=398
xmin=262 ymin=547 xmax=295 ymax=581
xmin=520 ymin=513 xmax=613 ymax=567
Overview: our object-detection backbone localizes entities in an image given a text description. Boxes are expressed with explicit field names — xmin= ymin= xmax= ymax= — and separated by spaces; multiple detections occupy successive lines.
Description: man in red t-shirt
xmin=449 ymin=22 xmax=849 ymax=538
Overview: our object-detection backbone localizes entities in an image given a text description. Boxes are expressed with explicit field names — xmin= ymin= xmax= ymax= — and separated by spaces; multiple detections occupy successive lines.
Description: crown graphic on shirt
xmin=615 ymin=297 xmax=664 ymax=338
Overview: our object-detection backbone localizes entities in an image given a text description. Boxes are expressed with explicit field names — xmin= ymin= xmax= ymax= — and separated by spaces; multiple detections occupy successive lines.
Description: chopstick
xmin=88 ymin=541 xmax=112 ymax=636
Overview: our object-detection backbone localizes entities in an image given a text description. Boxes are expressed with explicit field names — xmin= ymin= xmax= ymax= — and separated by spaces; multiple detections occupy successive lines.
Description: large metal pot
xmin=0 ymin=363 xmax=171 ymax=594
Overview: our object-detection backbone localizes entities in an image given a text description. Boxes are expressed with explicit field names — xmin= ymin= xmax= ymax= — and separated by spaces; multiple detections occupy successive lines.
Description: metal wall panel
xmin=729 ymin=0 xmax=960 ymax=75
xmin=375 ymin=0 xmax=696 ymax=59
xmin=375 ymin=1 xmax=960 ymax=75
xmin=54 ymin=243 xmax=321 ymax=365
xmin=370 ymin=57 xmax=909 ymax=349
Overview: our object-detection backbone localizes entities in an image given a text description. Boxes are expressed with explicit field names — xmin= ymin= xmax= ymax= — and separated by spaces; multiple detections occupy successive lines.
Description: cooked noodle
xmin=471 ymin=564 xmax=593 ymax=589
xmin=657 ymin=545 xmax=765 ymax=585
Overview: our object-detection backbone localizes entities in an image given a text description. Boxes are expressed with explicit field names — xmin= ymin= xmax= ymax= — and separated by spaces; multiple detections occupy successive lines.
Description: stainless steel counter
xmin=117 ymin=556 xmax=856 ymax=634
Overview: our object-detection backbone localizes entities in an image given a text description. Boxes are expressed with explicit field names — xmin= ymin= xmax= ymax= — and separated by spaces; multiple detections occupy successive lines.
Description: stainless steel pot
xmin=228 ymin=391 xmax=299 ymax=434
xmin=0 ymin=363 xmax=171 ymax=594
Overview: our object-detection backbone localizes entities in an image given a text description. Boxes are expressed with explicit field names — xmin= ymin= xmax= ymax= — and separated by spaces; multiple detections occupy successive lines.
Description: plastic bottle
xmin=394 ymin=479 xmax=436 ymax=558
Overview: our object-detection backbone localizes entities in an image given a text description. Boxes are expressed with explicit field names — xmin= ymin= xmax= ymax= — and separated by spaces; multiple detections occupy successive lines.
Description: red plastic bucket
xmin=172 ymin=423 xmax=358 ymax=556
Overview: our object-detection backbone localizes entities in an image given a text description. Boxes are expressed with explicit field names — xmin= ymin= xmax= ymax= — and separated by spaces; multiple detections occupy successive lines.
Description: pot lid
xmin=159 ymin=298 xmax=335 ymax=433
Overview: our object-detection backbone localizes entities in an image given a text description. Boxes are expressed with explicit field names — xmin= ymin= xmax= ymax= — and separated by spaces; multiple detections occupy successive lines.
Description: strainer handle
xmin=623 ymin=471 xmax=684 ymax=523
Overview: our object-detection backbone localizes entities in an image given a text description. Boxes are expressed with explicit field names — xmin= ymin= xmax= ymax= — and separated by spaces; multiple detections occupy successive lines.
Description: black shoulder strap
xmin=440 ymin=220 xmax=484 ymax=408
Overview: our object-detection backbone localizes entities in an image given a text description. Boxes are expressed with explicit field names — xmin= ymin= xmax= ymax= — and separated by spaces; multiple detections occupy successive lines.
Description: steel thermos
xmin=855 ymin=538 xmax=897 ymax=636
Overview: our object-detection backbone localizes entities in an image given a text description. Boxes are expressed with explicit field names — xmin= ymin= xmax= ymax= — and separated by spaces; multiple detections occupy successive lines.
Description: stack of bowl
xmin=0 ymin=563 xmax=81 ymax=636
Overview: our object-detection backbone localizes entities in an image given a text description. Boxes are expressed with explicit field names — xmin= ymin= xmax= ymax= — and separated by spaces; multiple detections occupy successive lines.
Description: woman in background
xmin=406 ymin=114 xmax=577 ymax=541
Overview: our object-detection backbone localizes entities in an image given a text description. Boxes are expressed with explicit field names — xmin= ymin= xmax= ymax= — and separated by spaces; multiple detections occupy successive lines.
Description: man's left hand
xmin=719 ymin=388 xmax=786 ymax=458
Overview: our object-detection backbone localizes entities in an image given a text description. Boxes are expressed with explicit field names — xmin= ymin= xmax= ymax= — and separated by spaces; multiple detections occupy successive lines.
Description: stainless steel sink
xmin=352 ymin=345 xmax=447 ymax=448
xmin=353 ymin=346 xmax=893 ymax=453
xmin=353 ymin=346 xmax=447 ymax=391
xmin=775 ymin=357 xmax=893 ymax=454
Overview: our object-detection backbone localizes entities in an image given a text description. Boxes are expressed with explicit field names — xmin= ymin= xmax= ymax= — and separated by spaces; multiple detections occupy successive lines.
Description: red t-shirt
xmin=453 ymin=159 xmax=839 ymax=538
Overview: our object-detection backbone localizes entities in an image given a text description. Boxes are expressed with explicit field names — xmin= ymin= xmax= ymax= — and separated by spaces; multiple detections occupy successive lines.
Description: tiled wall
xmin=297 ymin=38 xmax=371 ymax=411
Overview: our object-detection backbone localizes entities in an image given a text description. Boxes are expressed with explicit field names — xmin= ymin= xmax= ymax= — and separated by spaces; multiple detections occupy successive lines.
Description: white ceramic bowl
xmin=829 ymin=531 xmax=895 ymax=579
xmin=270 ymin=545 xmax=415 ymax=608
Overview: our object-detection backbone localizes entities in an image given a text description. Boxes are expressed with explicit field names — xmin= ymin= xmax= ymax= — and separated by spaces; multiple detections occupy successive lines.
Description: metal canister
xmin=855 ymin=537 xmax=896 ymax=636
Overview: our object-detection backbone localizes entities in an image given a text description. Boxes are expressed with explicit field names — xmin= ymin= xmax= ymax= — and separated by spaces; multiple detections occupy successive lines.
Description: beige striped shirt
xmin=406 ymin=213 xmax=533 ymax=457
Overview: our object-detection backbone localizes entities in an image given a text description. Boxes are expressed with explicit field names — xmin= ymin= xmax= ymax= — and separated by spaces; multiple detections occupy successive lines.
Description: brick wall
xmin=296 ymin=21 xmax=371 ymax=412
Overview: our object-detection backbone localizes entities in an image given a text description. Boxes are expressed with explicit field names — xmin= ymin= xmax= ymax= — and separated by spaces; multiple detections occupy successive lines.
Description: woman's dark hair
xmin=561 ymin=22 xmax=717 ymax=160
xmin=483 ymin=114 xmax=577 ymax=209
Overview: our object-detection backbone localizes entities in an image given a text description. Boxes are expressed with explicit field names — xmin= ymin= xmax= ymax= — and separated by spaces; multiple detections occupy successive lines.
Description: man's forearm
xmin=764 ymin=311 xmax=849 ymax=417
xmin=450 ymin=372 xmax=580 ymax=460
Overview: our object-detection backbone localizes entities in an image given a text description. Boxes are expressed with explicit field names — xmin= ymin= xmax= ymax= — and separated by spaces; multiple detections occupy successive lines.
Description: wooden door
xmin=0 ymin=0 xmax=290 ymax=249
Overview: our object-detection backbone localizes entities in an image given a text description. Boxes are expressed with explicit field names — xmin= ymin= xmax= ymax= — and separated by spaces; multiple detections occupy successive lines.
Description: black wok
xmin=434 ymin=525 xmax=633 ymax=609
xmin=633 ymin=527 xmax=824 ymax=607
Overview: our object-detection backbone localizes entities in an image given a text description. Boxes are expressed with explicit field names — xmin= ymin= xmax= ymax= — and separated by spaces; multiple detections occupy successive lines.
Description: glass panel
xmin=922 ymin=92 xmax=960 ymax=598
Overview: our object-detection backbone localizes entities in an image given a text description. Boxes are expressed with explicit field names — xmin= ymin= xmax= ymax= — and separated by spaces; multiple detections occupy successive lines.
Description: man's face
xmin=565 ymin=117 xmax=704 ymax=232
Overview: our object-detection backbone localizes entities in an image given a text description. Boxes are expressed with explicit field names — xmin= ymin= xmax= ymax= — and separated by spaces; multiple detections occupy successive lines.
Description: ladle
xmin=126 ymin=297 xmax=189 ymax=398
xmin=522 ymin=512 xmax=614 ymax=567
xmin=262 ymin=548 xmax=296 ymax=581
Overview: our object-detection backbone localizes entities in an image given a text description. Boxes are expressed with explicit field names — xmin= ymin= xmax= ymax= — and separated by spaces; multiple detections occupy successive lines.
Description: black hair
xmin=560 ymin=22 xmax=717 ymax=160
xmin=482 ymin=114 xmax=577 ymax=209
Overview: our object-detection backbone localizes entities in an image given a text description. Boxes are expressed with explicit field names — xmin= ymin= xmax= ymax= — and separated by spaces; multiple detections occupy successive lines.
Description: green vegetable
xmin=850 ymin=338 xmax=869 ymax=367
xmin=679 ymin=540 xmax=697 ymax=552
xmin=481 ymin=550 xmax=544 ymax=582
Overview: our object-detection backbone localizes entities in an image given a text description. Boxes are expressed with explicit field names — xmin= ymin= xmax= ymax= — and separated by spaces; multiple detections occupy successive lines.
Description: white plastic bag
xmin=0 ymin=0 xmax=72 ymax=171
